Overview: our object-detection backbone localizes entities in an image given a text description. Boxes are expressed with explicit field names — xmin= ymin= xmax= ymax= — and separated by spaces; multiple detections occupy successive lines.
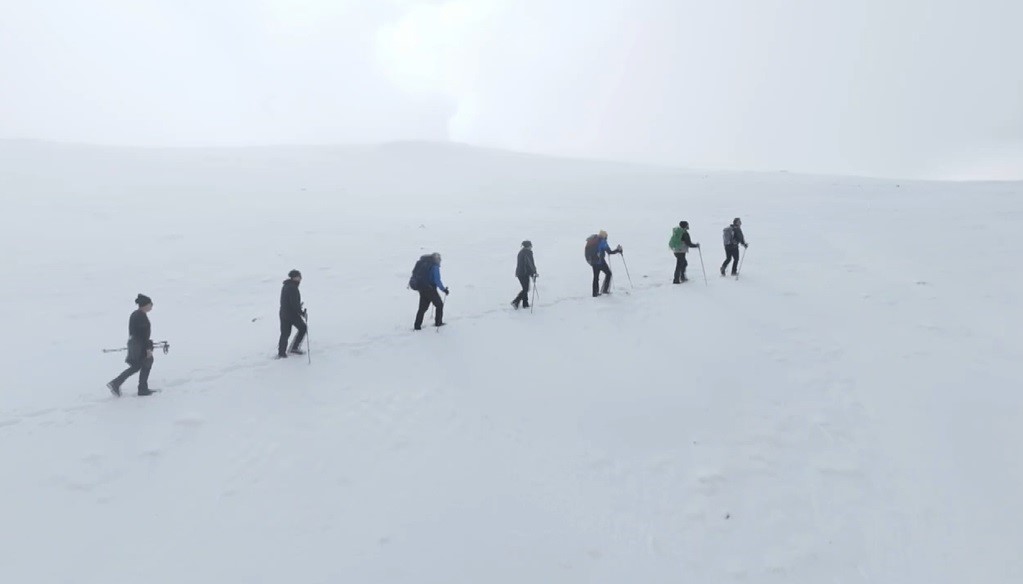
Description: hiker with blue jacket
xmin=669 ymin=221 xmax=700 ymax=283
xmin=585 ymin=230 xmax=622 ymax=297
xmin=410 ymin=252 xmax=449 ymax=330
xmin=720 ymin=217 xmax=748 ymax=276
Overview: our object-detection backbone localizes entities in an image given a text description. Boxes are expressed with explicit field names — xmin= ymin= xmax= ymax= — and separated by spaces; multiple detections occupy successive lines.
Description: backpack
xmin=584 ymin=235 xmax=600 ymax=265
xmin=722 ymin=226 xmax=735 ymax=246
xmin=668 ymin=227 xmax=683 ymax=251
xmin=408 ymin=256 xmax=433 ymax=291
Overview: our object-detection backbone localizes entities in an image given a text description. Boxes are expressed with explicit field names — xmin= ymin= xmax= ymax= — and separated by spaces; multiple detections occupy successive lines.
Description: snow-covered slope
xmin=1 ymin=141 xmax=1021 ymax=583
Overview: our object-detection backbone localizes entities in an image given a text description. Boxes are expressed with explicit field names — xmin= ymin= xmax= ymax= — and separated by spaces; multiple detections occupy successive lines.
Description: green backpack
xmin=668 ymin=227 xmax=684 ymax=250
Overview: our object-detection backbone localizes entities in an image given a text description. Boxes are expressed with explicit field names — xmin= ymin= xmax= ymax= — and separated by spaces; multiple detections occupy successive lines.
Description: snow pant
xmin=674 ymin=252 xmax=688 ymax=282
xmin=279 ymin=313 xmax=307 ymax=355
xmin=722 ymin=244 xmax=740 ymax=275
xmin=111 ymin=356 xmax=154 ymax=392
xmin=592 ymin=261 xmax=612 ymax=296
xmin=513 ymin=275 xmax=531 ymax=307
xmin=415 ymin=287 xmax=444 ymax=328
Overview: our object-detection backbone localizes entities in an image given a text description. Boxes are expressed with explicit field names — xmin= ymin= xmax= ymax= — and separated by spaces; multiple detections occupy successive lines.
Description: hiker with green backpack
xmin=668 ymin=221 xmax=700 ymax=283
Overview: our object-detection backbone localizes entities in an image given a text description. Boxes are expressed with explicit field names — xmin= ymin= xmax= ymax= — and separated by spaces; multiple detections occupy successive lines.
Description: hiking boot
xmin=511 ymin=300 xmax=520 ymax=310
xmin=720 ymin=266 xmax=726 ymax=276
xmin=289 ymin=348 xmax=305 ymax=355
xmin=107 ymin=381 xmax=121 ymax=397
xmin=434 ymin=322 xmax=446 ymax=328
xmin=137 ymin=388 xmax=155 ymax=397
xmin=276 ymin=353 xmax=288 ymax=359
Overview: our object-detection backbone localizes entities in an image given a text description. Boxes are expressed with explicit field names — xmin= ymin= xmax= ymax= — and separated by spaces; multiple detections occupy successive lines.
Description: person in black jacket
xmin=107 ymin=294 xmax=156 ymax=397
xmin=278 ymin=269 xmax=307 ymax=358
xmin=720 ymin=217 xmax=748 ymax=276
xmin=511 ymin=240 xmax=538 ymax=309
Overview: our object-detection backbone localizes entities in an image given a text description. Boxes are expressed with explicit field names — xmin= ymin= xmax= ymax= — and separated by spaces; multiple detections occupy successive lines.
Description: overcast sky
xmin=2 ymin=0 xmax=1021 ymax=179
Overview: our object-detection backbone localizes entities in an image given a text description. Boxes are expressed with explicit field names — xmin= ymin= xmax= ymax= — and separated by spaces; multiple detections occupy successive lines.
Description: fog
xmin=2 ymin=0 xmax=1021 ymax=179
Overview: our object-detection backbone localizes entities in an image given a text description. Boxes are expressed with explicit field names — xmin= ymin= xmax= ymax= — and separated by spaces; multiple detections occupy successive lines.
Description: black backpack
xmin=408 ymin=256 xmax=433 ymax=291
xmin=584 ymin=234 xmax=600 ymax=265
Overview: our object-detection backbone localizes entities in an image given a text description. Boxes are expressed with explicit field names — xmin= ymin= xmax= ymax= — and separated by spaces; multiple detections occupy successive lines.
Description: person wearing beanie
xmin=512 ymin=240 xmax=538 ymax=309
xmin=412 ymin=252 xmax=448 ymax=330
xmin=106 ymin=294 xmax=156 ymax=396
xmin=278 ymin=269 xmax=307 ymax=358
xmin=584 ymin=230 xmax=622 ymax=297
xmin=720 ymin=217 xmax=748 ymax=276
xmin=668 ymin=220 xmax=700 ymax=283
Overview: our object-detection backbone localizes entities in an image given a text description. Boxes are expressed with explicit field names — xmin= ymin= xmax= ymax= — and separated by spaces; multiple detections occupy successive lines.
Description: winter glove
xmin=693 ymin=243 xmax=701 ymax=248
xmin=743 ymin=243 xmax=749 ymax=249
xmin=616 ymin=245 xmax=623 ymax=252
xmin=443 ymin=288 xmax=450 ymax=296
xmin=301 ymin=308 xmax=308 ymax=318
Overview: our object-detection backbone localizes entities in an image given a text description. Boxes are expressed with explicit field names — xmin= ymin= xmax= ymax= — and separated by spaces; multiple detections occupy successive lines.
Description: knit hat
xmin=733 ymin=217 xmax=741 ymax=225
xmin=598 ymin=230 xmax=608 ymax=238
xmin=521 ymin=240 xmax=532 ymax=248
xmin=135 ymin=293 xmax=153 ymax=307
xmin=679 ymin=221 xmax=689 ymax=229
xmin=288 ymin=269 xmax=302 ymax=279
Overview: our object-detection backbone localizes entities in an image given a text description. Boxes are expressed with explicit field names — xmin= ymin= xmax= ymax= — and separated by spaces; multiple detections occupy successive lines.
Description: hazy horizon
xmin=2 ymin=0 xmax=1021 ymax=180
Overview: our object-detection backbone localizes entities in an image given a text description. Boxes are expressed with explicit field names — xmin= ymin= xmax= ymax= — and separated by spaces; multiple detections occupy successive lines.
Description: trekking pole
xmin=304 ymin=311 xmax=311 ymax=364
xmin=620 ymin=253 xmax=634 ymax=288
xmin=697 ymin=247 xmax=708 ymax=286
xmin=737 ymin=246 xmax=748 ymax=278
xmin=103 ymin=341 xmax=170 ymax=354
xmin=531 ymin=276 xmax=537 ymax=313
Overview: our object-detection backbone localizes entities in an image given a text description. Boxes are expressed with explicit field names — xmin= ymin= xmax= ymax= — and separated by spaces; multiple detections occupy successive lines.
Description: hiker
xmin=410 ymin=252 xmax=449 ymax=330
xmin=669 ymin=221 xmax=700 ymax=283
xmin=278 ymin=269 xmax=307 ymax=358
xmin=107 ymin=294 xmax=156 ymax=396
xmin=720 ymin=217 xmax=748 ymax=276
xmin=512 ymin=240 xmax=538 ymax=309
xmin=585 ymin=230 xmax=622 ymax=297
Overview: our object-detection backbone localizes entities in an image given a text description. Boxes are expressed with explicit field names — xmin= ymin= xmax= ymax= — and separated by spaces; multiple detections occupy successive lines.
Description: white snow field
xmin=0 ymin=140 xmax=1021 ymax=583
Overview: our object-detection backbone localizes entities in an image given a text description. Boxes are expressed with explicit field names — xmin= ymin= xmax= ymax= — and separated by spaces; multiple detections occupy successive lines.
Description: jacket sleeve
xmin=431 ymin=265 xmax=446 ymax=290
xmin=681 ymin=231 xmax=695 ymax=247
xmin=526 ymin=250 xmax=537 ymax=275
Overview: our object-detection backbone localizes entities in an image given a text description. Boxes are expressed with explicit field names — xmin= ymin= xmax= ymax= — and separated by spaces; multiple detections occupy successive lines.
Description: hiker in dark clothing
xmin=278 ymin=269 xmax=307 ymax=358
xmin=668 ymin=221 xmax=700 ymax=283
xmin=107 ymin=294 xmax=156 ymax=397
xmin=586 ymin=230 xmax=622 ymax=297
xmin=512 ymin=240 xmax=538 ymax=309
xmin=412 ymin=253 xmax=449 ymax=330
xmin=720 ymin=218 xmax=748 ymax=276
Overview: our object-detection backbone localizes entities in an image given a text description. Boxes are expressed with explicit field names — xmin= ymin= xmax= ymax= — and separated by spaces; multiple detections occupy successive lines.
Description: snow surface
xmin=1 ymin=140 xmax=1021 ymax=583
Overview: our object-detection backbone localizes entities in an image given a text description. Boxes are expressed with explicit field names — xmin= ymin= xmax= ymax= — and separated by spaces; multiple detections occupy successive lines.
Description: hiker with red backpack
xmin=585 ymin=230 xmax=622 ymax=297
xmin=409 ymin=252 xmax=449 ymax=330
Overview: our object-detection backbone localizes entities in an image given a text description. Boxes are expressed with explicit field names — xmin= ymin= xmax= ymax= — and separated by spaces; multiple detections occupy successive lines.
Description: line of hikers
xmin=106 ymin=219 xmax=748 ymax=394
